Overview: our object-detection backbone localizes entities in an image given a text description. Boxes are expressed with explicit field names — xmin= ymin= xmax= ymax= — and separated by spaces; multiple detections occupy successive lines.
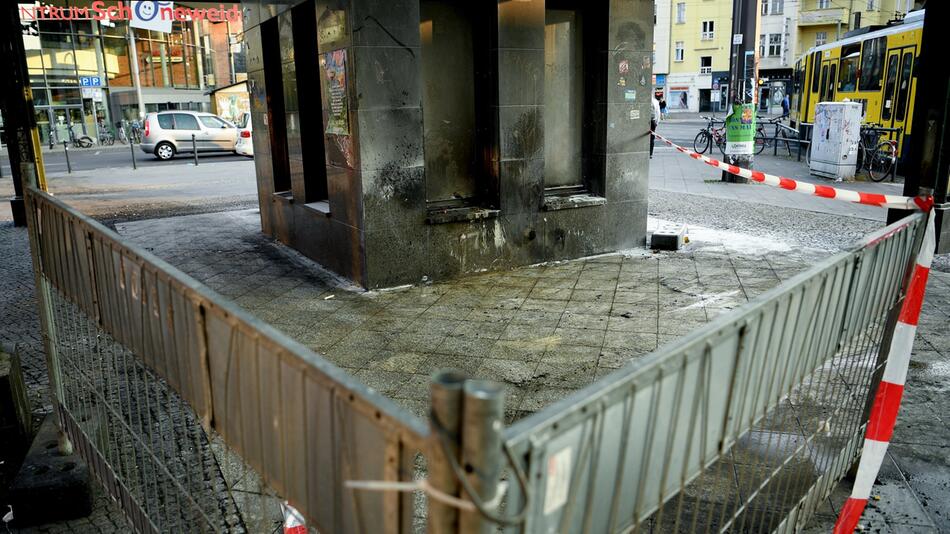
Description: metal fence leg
xmin=24 ymin=192 xmax=73 ymax=455
xmin=429 ymin=370 xmax=466 ymax=533
xmin=37 ymin=278 xmax=73 ymax=455
xmin=459 ymin=380 xmax=505 ymax=534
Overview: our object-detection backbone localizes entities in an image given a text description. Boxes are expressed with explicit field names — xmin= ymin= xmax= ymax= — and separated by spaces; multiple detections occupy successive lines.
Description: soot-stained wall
xmin=243 ymin=0 xmax=653 ymax=289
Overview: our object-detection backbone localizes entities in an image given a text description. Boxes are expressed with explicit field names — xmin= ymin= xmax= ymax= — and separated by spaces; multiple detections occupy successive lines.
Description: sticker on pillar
xmin=618 ymin=77 xmax=627 ymax=87
xmin=629 ymin=109 xmax=640 ymax=120
xmin=619 ymin=60 xmax=629 ymax=74
xmin=624 ymin=89 xmax=636 ymax=101
xmin=544 ymin=447 xmax=572 ymax=515
xmin=322 ymin=49 xmax=349 ymax=135
xmin=642 ymin=55 xmax=651 ymax=69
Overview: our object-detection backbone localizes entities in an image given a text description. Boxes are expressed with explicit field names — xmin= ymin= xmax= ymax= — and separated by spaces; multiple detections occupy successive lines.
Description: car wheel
xmin=155 ymin=142 xmax=175 ymax=161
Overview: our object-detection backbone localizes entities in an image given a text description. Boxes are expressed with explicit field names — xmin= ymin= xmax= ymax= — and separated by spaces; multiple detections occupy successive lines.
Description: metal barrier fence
xmin=24 ymin=186 xmax=428 ymax=533
xmin=24 ymin=184 xmax=928 ymax=533
xmin=494 ymin=212 xmax=928 ymax=532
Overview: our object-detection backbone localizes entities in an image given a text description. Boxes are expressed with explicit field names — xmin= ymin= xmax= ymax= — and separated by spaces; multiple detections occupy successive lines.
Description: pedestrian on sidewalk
xmin=651 ymin=94 xmax=662 ymax=158
xmin=660 ymin=97 xmax=668 ymax=120
xmin=781 ymin=94 xmax=790 ymax=119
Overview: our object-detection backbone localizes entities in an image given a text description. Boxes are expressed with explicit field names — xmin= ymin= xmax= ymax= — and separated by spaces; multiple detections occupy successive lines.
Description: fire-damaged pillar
xmin=244 ymin=0 xmax=653 ymax=289
xmin=0 ymin=2 xmax=47 ymax=225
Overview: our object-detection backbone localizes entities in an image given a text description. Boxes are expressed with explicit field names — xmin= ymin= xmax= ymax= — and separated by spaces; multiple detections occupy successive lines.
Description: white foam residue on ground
xmin=646 ymin=217 xmax=795 ymax=255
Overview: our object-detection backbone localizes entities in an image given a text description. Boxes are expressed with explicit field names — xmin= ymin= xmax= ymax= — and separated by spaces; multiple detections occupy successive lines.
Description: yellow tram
xmin=791 ymin=10 xmax=923 ymax=158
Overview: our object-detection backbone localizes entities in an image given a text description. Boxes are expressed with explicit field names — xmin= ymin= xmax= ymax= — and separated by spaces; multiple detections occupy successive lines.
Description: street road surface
xmin=0 ymin=144 xmax=250 ymax=176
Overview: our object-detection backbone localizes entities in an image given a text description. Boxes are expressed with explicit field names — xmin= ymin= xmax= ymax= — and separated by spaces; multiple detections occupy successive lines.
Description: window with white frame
xmin=867 ymin=0 xmax=876 ymax=9
xmin=768 ymin=34 xmax=782 ymax=57
xmin=676 ymin=2 xmax=686 ymax=23
xmin=674 ymin=41 xmax=684 ymax=62
xmin=759 ymin=34 xmax=766 ymax=57
xmin=701 ymin=20 xmax=714 ymax=40
xmin=700 ymin=56 xmax=712 ymax=74
xmin=761 ymin=2 xmax=768 ymax=15
xmin=818 ymin=0 xmax=830 ymax=8
xmin=771 ymin=0 xmax=784 ymax=14
xmin=815 ymin=31 xmax=827 ymax=46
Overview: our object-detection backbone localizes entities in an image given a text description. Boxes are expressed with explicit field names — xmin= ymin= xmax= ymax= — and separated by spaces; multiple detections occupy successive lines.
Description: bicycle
xmin=855 ymin=124 xmax=898 ymax=182
xmin=67 ymin=128 xmax=94 ymax=149
xmin=97 ymin=126 xmax=115 ymax=146
xmin=754 ymin=116 xmax=792 ymax=156
xmin=693 ymin=116 xmax=727 ymax=155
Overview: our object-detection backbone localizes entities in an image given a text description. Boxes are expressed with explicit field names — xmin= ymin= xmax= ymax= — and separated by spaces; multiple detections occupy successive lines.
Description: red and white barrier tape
xmin=651 ymin=131 xmax=934 ymax=212
xmin=282 ymin=502 xmax=306 ymax=534
xmin=833 ymin=209 xmax=937 ymax=533
xmin=652 ymin=129 xmax=938 ymax=532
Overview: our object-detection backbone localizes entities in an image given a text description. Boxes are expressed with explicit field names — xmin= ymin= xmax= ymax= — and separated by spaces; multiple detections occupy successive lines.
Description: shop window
xmin=261 ymin=18 xmax=292 ymax=193
xmin=859 ymin=37 xmax=885 ymax=92
xmin=291 ymin=0 xmax=328 ymax=203
xmin=420 ymin=0 xmax=495 ymax=208
xmin=544 ymin=8 xmax=584 ymax=190
xmin=838 ymin=44 xmax=860 ymax=92
xmin=543 ymin=0 xmax=607 ymax=197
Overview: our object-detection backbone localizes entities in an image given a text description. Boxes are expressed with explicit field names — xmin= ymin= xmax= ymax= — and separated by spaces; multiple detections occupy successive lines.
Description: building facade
xmin=653 ymin=0 xmax=671 ymax=103
xmin=244 ymin=0 xmax=653 ymax=288
xmin=665 ymin=0 xmax=732 ymax=113
xmin=795 ymin=0 xmax=911 ymax=58
xmin=758 ymin=0 xmax=797 ymax=114
xmin=19 ymin=0 xmax=243 ymax=146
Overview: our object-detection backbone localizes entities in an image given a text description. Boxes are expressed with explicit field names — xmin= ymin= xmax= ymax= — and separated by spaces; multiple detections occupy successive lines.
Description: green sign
xmin=725 ymin=103 xmax=756 ymax=155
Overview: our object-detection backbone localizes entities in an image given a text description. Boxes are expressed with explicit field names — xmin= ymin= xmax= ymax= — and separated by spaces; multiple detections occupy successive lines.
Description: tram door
xmin=820 ymin=59 xmax=837 ymax=103
xmin=882 ymin=48 xmax=915 ymax=154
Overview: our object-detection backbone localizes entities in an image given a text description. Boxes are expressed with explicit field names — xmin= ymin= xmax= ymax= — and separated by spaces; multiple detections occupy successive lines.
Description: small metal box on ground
xmin=651 ymin=223 xmax=688 ymax=250
xmin=810 ymin=102 xmax=862 ymax=181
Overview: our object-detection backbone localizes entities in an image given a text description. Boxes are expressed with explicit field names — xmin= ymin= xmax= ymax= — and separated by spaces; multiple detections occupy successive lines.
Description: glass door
xmin=35 ymin=109 xmax=52 ymax=147
xmin=51 ymin=108 xmax=71 ymax=145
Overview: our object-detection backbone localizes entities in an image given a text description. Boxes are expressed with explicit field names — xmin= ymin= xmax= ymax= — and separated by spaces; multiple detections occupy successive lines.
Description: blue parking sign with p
xmin=79 ymin=76 xmax=102 ymax=87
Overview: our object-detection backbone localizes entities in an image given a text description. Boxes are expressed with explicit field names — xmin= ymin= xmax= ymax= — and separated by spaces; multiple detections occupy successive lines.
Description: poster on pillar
xmin=725 ymin=103 xmax=756 ymax=155
xmin=322 ymin=50 xmax=349 ymax=135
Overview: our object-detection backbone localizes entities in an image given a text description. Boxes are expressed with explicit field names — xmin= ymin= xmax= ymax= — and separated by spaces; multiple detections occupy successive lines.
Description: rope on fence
xmin=650 ymin=131 xmax=934 ymax=212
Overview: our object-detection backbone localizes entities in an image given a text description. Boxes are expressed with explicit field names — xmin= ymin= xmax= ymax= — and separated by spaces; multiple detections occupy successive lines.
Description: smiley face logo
xmin=136 ymin=2 xmax=158 ymax=21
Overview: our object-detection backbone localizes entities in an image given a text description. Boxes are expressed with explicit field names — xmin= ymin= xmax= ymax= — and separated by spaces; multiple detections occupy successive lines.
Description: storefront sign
xmin=130 ymin=2 xmax=173 ymax=33
xmin=322 ymin=49 xmax=349 ymax=136
xmin=725 ymin=103 xmax=756 ymax=155
xmin=81 ymin=87 xmax=103 ymax=101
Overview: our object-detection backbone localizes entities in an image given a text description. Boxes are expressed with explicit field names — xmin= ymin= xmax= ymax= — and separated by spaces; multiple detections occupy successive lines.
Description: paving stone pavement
xmin=115 ymin=209 xmax=826 ymax=423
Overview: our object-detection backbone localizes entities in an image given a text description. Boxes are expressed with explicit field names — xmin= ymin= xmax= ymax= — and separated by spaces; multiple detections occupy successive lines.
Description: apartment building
xmin=654 ymin=0 xmax=671 ymax=102
xmin=665 ymin=0 xmax=733 ymax=113
xmin=796 ymin=0 xmax=914 ymax=57
xmin=758 ymin=0 xmax=797 ymax=114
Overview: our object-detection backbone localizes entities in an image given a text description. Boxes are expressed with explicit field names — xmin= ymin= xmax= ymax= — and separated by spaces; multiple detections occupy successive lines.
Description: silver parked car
xmin=141 ymin=111 xmax=238 ymax=160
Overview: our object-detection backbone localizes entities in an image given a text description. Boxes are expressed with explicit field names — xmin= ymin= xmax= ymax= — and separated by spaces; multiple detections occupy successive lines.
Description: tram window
xmin=895 ymin=51 xmax=914 ymax=121
xmin=882 ymin=54 xmax=899 ymax=121
xmin=828 ymin=63 xmax=837 ymax=99
xmin=838 ymin=44 xmax=860 ymax=92
xmin=859 ymin=37 xmax=885 ymax=91
xmin=819 ymin=64 xmax=828 ymax=100
xmin=811 ymin=52 xmax=821 ymax=93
